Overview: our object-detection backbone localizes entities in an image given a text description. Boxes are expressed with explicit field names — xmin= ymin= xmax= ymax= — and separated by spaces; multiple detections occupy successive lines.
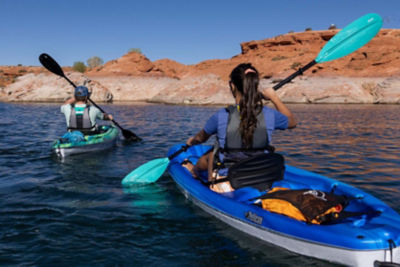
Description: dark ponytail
xmin=229 ymin=63 xmax=263 ymax=148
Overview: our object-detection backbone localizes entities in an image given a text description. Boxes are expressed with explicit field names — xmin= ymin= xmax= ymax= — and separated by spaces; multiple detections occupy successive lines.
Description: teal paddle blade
xmin=315 ymin=13 xmax=382 ymax=63
xmin=122 ymin=157 xmax=170 ymax=186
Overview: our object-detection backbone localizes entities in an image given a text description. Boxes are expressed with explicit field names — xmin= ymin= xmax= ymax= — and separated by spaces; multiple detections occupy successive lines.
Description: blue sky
xmin=1 ymin=0 xmax=399 ymax=66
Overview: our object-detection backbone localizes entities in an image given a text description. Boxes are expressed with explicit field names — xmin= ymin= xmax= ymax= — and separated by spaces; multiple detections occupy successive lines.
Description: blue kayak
xmin=167 ymin=144 xmax=400 ymax=267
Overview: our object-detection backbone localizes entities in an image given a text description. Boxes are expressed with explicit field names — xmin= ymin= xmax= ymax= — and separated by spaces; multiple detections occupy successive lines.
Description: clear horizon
xmin=1 ymin=0 xmax=399 ymax=67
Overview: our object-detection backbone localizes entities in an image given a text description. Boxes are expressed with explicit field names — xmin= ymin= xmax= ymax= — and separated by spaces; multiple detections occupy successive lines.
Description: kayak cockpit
xmin=168 ymin=144 xmax=399 ymax=226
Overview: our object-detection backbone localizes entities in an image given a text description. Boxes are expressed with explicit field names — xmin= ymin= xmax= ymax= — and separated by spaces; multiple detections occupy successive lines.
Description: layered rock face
xmin=1 ymin=29 xmax=399 ymax=104
xmin=0 ymin=72 xmax=112 ymax=102
xmin=239 ymin=29 xmax=400 ymax=78
xmin=0 ymin=66 xmax=43 ymax=88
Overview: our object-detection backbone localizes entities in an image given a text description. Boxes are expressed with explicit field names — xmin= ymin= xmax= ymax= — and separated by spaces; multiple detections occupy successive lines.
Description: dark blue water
xmin=1 ymin=102 xmax=399 ymax=266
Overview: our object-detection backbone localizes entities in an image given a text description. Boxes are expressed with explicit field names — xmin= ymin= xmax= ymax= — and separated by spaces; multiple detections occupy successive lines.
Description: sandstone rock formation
xmin=238 ymin=29 xmax=400 ymax=78
xmin=1 ymin=29 xmax=400 ymax=104
xmin=0 ymin=72 xmax=112 ymax=102
xmin=86 ymin=52 xmax=160 ymax=77
xmin=0 ymin=66 xmax=43 ymax=88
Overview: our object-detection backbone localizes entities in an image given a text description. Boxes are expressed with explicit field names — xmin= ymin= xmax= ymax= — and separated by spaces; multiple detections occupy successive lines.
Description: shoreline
xmin=1 ymin=74 xmax=399 ymax=105
xmin=2 ymin=99 xmax=400 ymax=106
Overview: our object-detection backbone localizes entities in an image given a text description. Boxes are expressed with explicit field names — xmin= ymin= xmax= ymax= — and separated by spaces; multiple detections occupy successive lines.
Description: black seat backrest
xmin=228 ymin=153 xmax=285 ymax=191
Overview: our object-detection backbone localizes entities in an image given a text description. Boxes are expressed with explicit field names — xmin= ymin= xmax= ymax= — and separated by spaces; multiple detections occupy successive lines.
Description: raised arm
xmin=261 ymin=88 xmax=297 ymax=129
xmin=63 ymin=97 xmax=76 ymax=105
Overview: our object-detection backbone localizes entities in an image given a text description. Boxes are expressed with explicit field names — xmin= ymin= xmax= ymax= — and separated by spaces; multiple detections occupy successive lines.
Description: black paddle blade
xmin=39 ymin=53 xmax=65 ymax=77
xmin=122 ymin=129 xmax=142 ymax=142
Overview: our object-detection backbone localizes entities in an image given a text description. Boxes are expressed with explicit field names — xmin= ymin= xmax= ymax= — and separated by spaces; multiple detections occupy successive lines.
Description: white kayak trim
xmin=176 ymin=182 xmax=400 ymax=267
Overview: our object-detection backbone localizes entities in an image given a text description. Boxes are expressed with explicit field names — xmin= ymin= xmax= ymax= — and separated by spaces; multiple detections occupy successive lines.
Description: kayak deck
xmin=167 ymin=144 xmax=400 ymax=266
xmin=52 ymin=125 xmax=118 ymax=157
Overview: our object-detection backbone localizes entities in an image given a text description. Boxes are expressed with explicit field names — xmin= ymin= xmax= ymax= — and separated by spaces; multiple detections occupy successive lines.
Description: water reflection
xmin=0 ymin=102 xmax=399 ymax=265
xmin=122 ymin=182 xmax=171 ymax=213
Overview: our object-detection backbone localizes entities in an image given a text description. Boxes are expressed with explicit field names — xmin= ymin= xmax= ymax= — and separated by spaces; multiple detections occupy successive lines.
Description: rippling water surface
xmin=1 ymin=102 xmax=399 ymax=266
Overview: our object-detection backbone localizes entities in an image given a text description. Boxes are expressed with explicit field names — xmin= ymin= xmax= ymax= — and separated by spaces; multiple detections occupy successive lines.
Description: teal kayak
xmin=52 ymin=125 xmax=118 ymax=157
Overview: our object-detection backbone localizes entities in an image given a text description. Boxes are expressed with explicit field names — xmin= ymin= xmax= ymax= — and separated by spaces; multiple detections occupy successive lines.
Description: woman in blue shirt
xmin=185 ymin=63 xmax=297 ymax=192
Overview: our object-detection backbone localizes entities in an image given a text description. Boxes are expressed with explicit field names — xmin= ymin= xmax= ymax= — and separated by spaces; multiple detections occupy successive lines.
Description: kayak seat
xmin=78 ymin=125 xmax=110 ymax=136
xmin=221 ymin=187 xmax=262 ymax=203
xmin=226 ymin=153 xmax=285 ymax=191
xmin=82 ymin=127 xmax=106 ymax=136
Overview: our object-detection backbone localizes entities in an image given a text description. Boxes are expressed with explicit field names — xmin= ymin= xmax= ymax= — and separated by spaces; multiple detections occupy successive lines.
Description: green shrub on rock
xmin=73 ymin=61 xmax=86 ymax=73
xmin=87 ymin=56 xmax=104 ymax=68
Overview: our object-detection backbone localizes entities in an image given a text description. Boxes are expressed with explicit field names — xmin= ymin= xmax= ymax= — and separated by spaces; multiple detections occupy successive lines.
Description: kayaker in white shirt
xmin=61 ymin=86 xmax=113 ymax=134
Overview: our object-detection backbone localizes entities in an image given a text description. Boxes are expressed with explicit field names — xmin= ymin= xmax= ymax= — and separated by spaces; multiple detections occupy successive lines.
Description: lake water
xmin=1 ymin=102 xmax=399 ymax=266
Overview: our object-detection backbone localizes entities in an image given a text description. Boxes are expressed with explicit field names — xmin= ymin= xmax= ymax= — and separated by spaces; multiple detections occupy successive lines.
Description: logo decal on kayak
xmin=245 ymin=211 xmax=263 ymax=225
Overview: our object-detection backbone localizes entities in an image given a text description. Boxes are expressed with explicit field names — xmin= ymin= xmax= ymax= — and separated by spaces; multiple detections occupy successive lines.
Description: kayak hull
xmin=167 ymin=144 xmax=400 ymax=267
xmin=52 ymin=125 xmax=118 ymax=157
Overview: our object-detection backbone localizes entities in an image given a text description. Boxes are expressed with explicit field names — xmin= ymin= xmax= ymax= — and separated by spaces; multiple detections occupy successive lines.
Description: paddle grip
xmin=273 ymin=60 xmax=317 ymax=90
xmin=168 ymin=145 xmax=190 ymax=160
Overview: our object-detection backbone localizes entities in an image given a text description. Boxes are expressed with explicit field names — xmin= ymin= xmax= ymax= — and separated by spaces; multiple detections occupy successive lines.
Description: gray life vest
xmin=225 ymin=105 xmax=268 ymax=150
xmin=216 ymin=105 xmax=274 ymax=168
xmin=68 ymin=104 xmax=94 ymax=131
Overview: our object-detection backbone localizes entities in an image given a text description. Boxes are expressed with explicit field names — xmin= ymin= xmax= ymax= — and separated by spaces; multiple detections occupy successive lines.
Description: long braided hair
xmin=229 ymin=63 xmax=263 ymax=148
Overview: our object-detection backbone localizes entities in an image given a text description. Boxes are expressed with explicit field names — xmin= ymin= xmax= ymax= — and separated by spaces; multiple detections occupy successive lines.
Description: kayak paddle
xmin=273 ymin=13 xmax=382 ymax=90
xmin=122 ymin=13 xmax=383 ymax=186
xmin=39 ymin=53 xmax=141 ymax=141
xmin=122 ymin=145 xmax=189 ymax=186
